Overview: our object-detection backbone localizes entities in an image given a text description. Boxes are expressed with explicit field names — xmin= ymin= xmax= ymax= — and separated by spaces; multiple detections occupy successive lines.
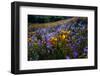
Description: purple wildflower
xmin=38 ymin=40 xmax=42 ymax=46
xmin=73 ymin=51 xmax=78 ymax=58
xmin=66 ymin=55 xmax=70 ymax=59
xmin=28 ymin=42 xmax=33 ymax=47
xmin=84 ymin=46 xmax=88 ymax=53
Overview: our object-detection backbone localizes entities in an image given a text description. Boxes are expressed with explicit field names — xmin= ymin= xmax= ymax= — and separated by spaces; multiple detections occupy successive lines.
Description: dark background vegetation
xmin=28 ymin=15 xmax=72 ymax=23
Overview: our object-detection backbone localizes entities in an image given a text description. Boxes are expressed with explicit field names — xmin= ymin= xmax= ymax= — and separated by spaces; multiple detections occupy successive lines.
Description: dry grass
xmin=28 ymin=17 xmax=87 ymax=31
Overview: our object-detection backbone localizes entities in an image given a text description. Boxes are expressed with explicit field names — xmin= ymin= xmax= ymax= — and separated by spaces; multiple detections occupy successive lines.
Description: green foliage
xmin=28 ymin=15 xmax=71 ymax=23
xmin=28 ymin=16 xmax=88 ymax=61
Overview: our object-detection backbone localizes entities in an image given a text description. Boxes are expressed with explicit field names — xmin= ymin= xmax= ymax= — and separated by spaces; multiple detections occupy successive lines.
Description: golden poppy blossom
xmin=59 ymin=34 xmax=66 ymax=40
xmin=59 ymin=30 xmax=71 ymax=40
xmin=49 ymin=37 xmax=57 ymax=45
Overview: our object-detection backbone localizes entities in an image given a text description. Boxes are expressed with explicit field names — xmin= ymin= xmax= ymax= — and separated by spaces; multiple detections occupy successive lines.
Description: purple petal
xmin=73 ymin=51 xmax=78 ymax=58
xmin=66 ymin=55 xmax=70 ymax=59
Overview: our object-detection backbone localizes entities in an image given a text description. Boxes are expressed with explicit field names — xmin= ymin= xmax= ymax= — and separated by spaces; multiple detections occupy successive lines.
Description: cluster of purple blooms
xmin=28 ymin=18 xmax=88 ymax=60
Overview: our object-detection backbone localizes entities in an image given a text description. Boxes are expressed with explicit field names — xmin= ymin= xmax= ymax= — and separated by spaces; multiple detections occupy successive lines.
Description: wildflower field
xmin=28 ymin=15 xmax=88 ymax=61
